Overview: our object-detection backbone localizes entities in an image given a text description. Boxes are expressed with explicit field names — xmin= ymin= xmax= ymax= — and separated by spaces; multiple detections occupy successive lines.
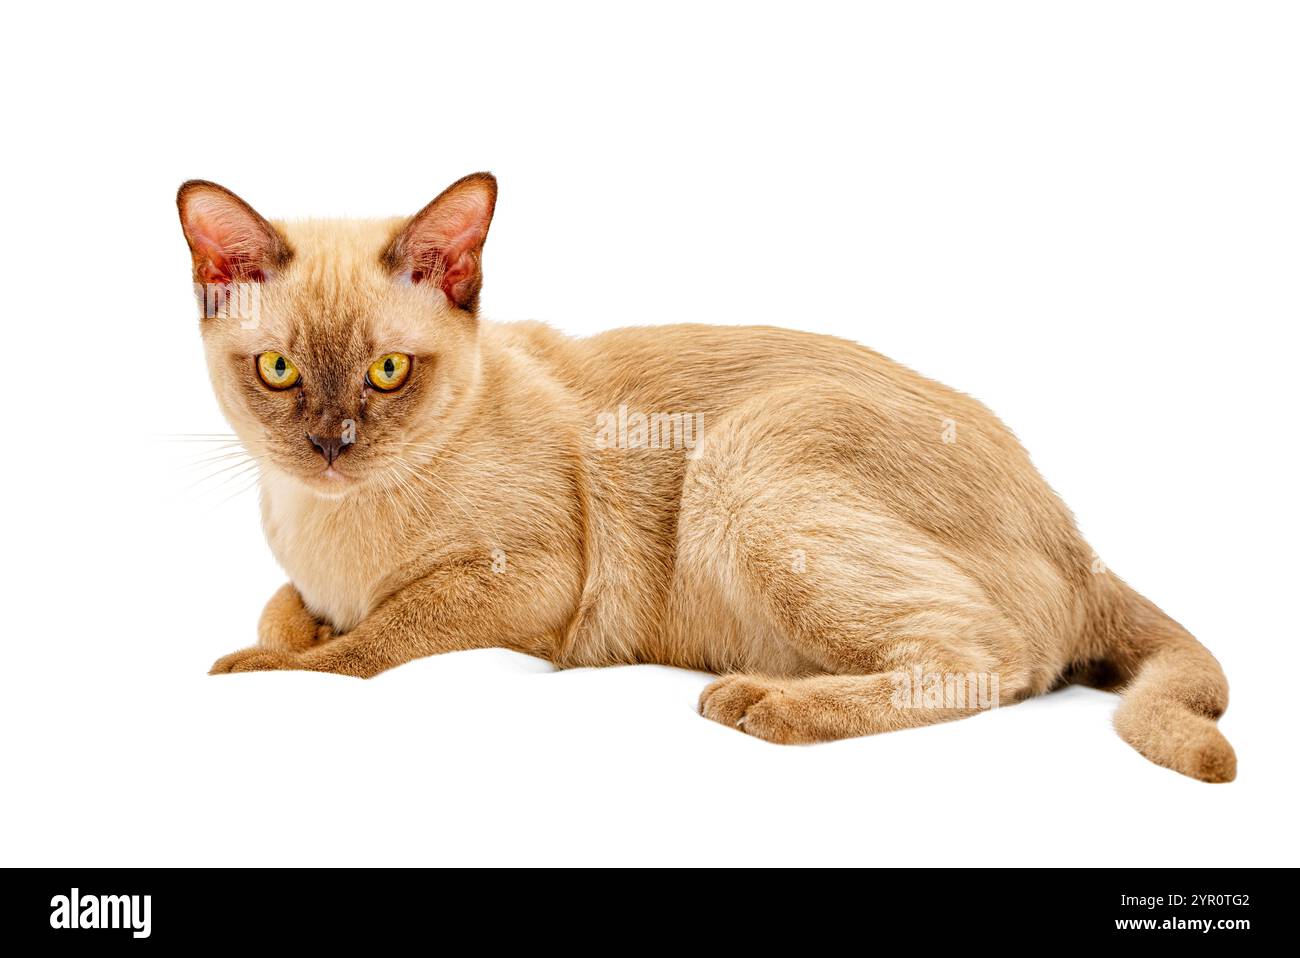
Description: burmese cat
xmin=177 ymin=173 xmax=1235 ymax=782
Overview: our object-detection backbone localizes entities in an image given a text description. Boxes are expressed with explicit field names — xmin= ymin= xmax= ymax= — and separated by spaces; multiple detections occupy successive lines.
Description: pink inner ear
xmin=190 ymin=231 xmax=267 ymax=285
xmin=399 ymin=186 xmax=494 ymax=307
xmin=441 ymin=247 xmax=480 ymax=306
xmin=411 ymin=225 xmax=484 ymax=303
xmin=183 ymin=193 xmax=278 ymax=284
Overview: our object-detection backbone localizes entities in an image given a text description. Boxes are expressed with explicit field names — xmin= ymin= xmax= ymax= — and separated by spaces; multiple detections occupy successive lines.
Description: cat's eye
xmin=256 ymin=351 xmax=300 ymax=389
xmin=367 ymin=353 xmax=411 ymax=392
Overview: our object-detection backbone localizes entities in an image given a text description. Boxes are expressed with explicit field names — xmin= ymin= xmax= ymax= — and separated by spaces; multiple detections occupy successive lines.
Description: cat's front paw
xmin=209 ymin=647 xmax=301 ymax=674
xmin=258 ymin=583 xmax=333 ymax=652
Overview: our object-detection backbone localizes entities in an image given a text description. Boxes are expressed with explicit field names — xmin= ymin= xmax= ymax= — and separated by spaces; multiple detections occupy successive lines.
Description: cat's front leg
xmin=209 ymin=646 xmax=301 ymax=674
xmin=208 ymin=584 xmax=331 ymax=673
xmin=209 ymin=628 xmax=432 ymax=677
xmin=256 ymin=583 xmax=334 ymax=652
xmin=209 ymin=558 xmax=562 ymax=677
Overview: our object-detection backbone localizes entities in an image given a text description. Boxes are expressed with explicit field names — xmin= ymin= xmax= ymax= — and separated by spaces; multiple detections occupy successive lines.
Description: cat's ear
xmin=176 ymin=180 xmax=291 ymax=285
xmin=383 ymin=173 xmax=497 ymax=312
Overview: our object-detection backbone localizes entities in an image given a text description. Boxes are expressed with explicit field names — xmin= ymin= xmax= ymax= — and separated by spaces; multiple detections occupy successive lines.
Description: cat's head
xmin=177 ymin=174 xmax=496 ymax=496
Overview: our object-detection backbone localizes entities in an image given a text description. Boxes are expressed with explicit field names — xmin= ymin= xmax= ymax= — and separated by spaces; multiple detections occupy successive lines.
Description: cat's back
xmin=496 ymin=320 xmax=991 ymax=425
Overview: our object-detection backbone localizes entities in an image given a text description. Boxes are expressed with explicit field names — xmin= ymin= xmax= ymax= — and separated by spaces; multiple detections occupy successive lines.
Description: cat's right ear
xmin=176 ymin=181 xmax=291 ymax=285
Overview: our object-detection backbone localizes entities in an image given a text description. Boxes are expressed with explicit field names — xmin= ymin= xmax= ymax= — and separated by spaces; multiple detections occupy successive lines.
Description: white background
xmin=1 ymin=1 xmax=1296 ymax=866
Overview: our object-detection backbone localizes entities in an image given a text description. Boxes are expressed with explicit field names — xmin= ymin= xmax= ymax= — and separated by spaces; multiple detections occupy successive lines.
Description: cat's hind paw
xmin=698 ymin=674 xmax=809 ymax=744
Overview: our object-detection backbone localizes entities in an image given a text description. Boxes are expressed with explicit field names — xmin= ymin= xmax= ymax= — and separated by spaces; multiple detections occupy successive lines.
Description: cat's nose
xmin=307 ymin=433 xmax=351 ymax=466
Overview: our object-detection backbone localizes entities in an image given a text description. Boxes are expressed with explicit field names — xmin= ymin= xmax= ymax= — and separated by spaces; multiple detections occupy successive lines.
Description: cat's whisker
xmin=390 ymin=465 xmax=446 ymax=534
xmin=388 ymin=456 xmax=495 ymax=532
xmin=211 ymin=468 xmax=264 ymax=509
xmin=389 ymin=453 xmax=486 ymax=513
xmin=207 ymin=459 xmax=262 ymax=490
xmin=180 ymin=449 xmax=256 ymax=471
xmin=384 ymin=463 xmax=440 ymax=529
xmin=155 ymin=432 xmax=240 ymax=438
xmin=384 ymin=442 xmax=503 ymax=472
xmin=167 ymin=434 xmax=274 ymax=475
xmin=182 ymin=454 xmax=262 ymax=493
xmin=155 ymin=434 xmax=275 ymax=445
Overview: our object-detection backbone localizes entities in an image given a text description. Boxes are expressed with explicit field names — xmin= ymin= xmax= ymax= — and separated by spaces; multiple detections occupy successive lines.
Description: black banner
xmin=4 ymin=867 xmax=1286 ymax=946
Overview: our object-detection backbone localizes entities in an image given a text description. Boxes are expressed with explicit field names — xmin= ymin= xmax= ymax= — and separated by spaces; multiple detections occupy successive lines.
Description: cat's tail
xmin=1089 ymin=583 xmax=1236 ymax=783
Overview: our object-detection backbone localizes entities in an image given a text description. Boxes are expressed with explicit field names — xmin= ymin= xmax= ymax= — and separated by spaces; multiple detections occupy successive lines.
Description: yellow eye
xmin=367 ymin=353 xmax=411 ymax=391
xmin=256 ymin=352 xmax=300 ymax=389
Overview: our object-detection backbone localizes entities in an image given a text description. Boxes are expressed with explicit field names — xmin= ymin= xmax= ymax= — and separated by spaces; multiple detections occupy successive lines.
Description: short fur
xmin=178 ymin=175 xmax=1236 ymax=783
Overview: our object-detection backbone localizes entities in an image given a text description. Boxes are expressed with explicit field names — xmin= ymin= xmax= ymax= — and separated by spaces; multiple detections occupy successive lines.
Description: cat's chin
xmin=297 ymin=466 xmax=362 ymax=499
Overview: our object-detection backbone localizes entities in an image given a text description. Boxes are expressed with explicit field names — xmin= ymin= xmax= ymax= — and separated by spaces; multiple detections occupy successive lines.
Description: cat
xmin=177 ymin=173 xmax=1235 ymax=783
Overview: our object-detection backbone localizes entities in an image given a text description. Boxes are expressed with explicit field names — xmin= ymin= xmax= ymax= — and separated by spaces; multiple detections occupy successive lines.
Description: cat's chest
xmin=261 ymin=485 xmax=404 ymax=633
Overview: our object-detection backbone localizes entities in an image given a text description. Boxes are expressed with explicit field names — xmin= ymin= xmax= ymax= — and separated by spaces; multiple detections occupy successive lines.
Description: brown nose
xmin=307 ymin=433 xmax=351 ymax=465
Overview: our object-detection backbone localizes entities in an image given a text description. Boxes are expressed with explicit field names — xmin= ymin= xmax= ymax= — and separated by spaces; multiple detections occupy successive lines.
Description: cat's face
xmin=177 ymin=175 xmax=496 ymax=495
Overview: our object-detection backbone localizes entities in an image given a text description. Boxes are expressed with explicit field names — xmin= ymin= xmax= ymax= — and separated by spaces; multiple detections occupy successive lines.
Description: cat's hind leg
xmin=699 ymin=671 xmax=998 ymax=743
xmin=681 ymin=390 xmax=1047 ymax=743
xmin=689 ymin=501 xmax=1032 ymax=741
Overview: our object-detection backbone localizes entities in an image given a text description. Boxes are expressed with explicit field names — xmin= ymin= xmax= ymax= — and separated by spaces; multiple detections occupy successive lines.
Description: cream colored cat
xmin=178 ymin=173 xmax=1236 ymax=782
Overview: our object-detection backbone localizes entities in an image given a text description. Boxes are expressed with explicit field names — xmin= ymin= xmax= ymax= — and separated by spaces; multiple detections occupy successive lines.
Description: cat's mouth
xmin=294 ymin=461 xmax=360 ymax=492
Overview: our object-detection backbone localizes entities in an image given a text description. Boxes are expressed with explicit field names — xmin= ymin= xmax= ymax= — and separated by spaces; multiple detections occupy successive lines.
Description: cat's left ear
xmin=177 ymin=180 xmax=291 ymax=285
xmin=383 ymin=173 xmax=497 ymax=313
